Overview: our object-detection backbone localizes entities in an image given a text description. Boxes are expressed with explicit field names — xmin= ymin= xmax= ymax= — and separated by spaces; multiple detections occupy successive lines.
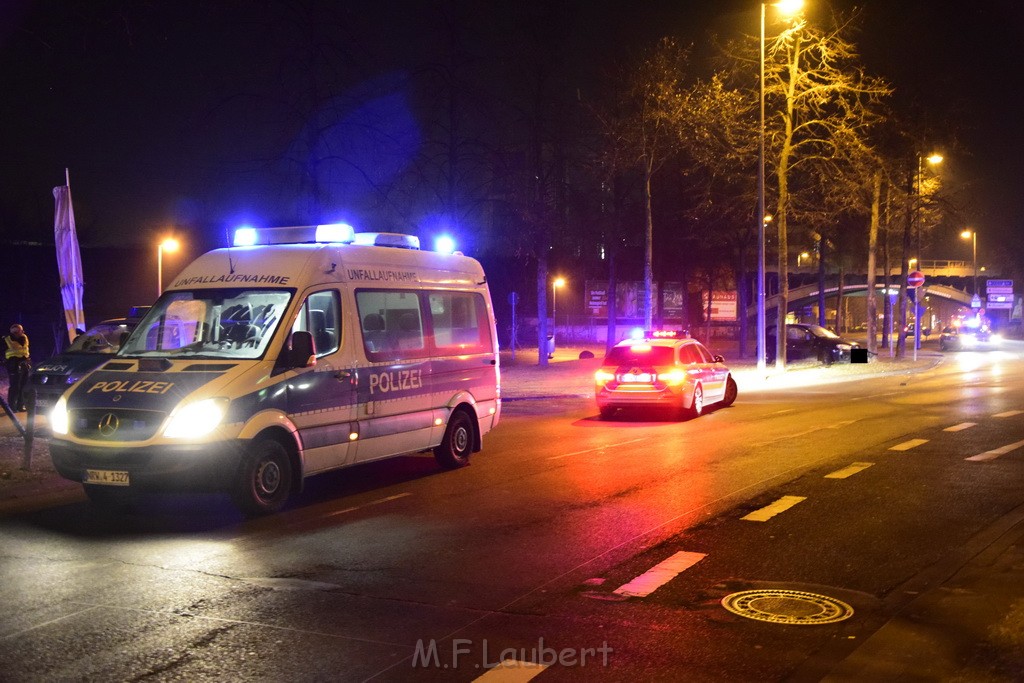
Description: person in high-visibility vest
xmin=4 ymin=323 xmax=30 ymax=412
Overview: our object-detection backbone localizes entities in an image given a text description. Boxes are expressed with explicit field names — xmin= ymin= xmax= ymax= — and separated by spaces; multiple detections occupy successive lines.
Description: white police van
xmin=49 ymin=224 xmax=501 ymax=515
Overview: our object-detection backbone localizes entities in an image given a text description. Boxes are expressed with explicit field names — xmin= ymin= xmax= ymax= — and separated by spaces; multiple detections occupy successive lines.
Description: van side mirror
xmin=714 ymin=355 xmax=725 ymax=363
xmin=284 ymin=331 xmax=316 ymax=369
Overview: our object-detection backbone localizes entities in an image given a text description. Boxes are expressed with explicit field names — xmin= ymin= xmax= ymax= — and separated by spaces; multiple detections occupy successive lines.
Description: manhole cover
xmin=721 ymin=589 xmax=853 ymax=625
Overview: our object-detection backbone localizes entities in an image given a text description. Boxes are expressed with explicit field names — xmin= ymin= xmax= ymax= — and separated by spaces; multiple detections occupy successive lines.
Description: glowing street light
xmin=797 ymin=251 xmax=811 ymax=268
xmin=157 ymin=237 xmax=180 ymax=296
xmin=757 ymin=0 xmax=804 ymax=371
xmin=961 ymin=228 xmax=978 ymax=295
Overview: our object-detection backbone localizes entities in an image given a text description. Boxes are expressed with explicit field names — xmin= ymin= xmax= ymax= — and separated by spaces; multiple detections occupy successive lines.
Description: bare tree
xmin=594 ymin=38 xmax=690 ymax=330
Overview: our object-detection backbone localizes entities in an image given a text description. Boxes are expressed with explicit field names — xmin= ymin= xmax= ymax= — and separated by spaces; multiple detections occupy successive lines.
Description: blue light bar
xmin=315 ymin=223 xmax=355 ymax=243
xmin=232 ymin=224 xmax=356 ymax=247
xmin=233 ymin=227 xmax=258 ymax=246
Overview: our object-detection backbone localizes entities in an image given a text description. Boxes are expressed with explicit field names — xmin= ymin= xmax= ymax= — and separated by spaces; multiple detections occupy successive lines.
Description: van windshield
xmin=119 ymin=289 xmax=293 ymax=359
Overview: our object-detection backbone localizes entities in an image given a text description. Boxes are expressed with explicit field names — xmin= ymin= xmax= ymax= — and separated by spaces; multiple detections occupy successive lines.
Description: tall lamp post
xmin=757 ymin=0 xmax=804 ymax=371
xmin=157 ymin=237 xmax=180 ymax=297
xmin=961 ymin=229 xmax=977 ymax=295
xmin=551 ymin=277 xmax=565 ymax=358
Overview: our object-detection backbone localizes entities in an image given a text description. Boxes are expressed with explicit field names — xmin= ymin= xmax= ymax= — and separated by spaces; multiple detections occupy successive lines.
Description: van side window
xmin=429 ymin=292 xmax=491 ymax=354
xmin=292 ymin=290 xmax=341 ymax=357
xmin=356 ymin=290 xmax=426 ymax=361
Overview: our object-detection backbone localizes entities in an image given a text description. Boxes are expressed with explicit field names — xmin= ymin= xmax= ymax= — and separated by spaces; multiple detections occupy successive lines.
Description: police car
xmin=595 ymin=330 xmax=737 ymax=420
xmin=30 ymin=308 xmax=149 ymax=413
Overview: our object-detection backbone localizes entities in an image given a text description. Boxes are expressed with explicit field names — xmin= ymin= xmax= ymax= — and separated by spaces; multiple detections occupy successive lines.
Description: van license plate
xmin=84 ymin=470 xmax=130 ymax=486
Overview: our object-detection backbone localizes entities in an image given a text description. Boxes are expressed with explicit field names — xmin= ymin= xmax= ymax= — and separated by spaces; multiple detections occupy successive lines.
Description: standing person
xmin=4 ymin=323 xmax=30 ymax=411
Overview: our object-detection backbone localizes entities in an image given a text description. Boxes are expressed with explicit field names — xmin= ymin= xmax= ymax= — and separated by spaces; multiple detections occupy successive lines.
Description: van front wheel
xmin=233 ymin=439 xmax=292 ymax=516
xmin=435 ymin=410 xmax=475 ymax=469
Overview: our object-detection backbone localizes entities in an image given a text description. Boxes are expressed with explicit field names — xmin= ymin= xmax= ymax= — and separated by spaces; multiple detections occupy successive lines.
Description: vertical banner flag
xmin=53 ymin=169 xmax=85 ymax=342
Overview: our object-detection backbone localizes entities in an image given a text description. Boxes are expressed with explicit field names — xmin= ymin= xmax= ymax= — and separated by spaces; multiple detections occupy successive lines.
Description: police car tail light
xmin=163 ymin=398 xmax=229 ymax=439
xmin=595 ymin=369 xmax=616 ymax=384
xmin=658 ymin=369 xmax=688 ymax=385
xmin=50 ymin=397 xmax=70 ymax=436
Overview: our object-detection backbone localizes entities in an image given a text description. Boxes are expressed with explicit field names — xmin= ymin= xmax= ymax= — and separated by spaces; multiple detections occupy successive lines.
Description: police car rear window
xmin=605 ymin=345 xmax=675 ymax=366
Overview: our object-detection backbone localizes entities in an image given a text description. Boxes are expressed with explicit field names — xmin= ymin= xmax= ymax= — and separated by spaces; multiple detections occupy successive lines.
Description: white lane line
xmin=965 ymin=439 xmax=1024 ymax=462
xmin=944 ymin=422 xmax=977 ymax=432
xmin=994 ymin=410 xmax=1024 ymax=418
xmin=0 ymin=606 xmax=101 ymax=641
xmin=827 ymin=420 xmax=857 ymax=429
xmin=613 ymin=551 xmax=707 ymax=598
xmin=324 ymin=492 xmax=412 ymax=518
xmin=473 ymin=661 xmax=549 ymax=682
xmin=771 ymin=408 xmax=797 ymax=415
xmin=742 ymin=495 xmax=806 ymax=522
xmin=889 ymin=439 xmax=929 ymax=452
xmin=548 ymin=437 xmax=648 ymax=460
xmin=825 ymin=462 xmax=874 ymax=479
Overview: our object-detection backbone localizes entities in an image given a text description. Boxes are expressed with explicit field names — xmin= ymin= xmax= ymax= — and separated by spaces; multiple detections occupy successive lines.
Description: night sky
xmin=1 ymin=0 xmax=1022 ymax=272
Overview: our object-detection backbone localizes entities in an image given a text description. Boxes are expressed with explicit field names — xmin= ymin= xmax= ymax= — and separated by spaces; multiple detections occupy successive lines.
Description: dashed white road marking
xmin=944 ymin=422 xmax=977 ymax=432
xmin=825 ymin=462 xmax=874 ymax=479
xmin=742 ymin=495 xmax=806 ymax=522
xmin=472 ymin=661 xmax=549 ymax=682
xmin=827 ymin=420 xmax=857 ymax=429
xmin=324 ymin=492 xmax=412 ymax=518
xmin=548 ymin=437 xmax=648 ymax=460
xmin=994 ymin=410 xmax=1024 ymax=418
xmin=771 ymin=408 xmax=797 ymax=415
xmin=965 ymin=439 xmax=1024 ymax=462
xmin=889 ymin=439 xmax=929 ymax=452
xmin=613 ymin=551 xmax=707 ymax=598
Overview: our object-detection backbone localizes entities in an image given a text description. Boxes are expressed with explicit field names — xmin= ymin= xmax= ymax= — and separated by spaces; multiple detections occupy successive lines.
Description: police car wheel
xmin=721 ymin=376 xmax=737 ymax=407
xmin=435 ymin=409 xmax=474 ymax=469
xmin=84 ymin=485 xmax=137 ymax=512
xmin=233 ymin=439 xmax=292 ymax=516
xmin=684 ymin=384 xmax=704 ymax=420
xmin=599 ymin=406 xmax=616 ymax=420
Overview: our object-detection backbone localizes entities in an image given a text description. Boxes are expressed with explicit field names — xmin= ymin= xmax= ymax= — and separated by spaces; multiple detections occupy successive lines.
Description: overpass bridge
xmin=747 ymin=279 xmax=975 ymax=321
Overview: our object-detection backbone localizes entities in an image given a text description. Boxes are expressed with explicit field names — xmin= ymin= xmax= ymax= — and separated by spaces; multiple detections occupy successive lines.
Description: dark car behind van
xmin=29 ymin=307 xmax=149 ymax=413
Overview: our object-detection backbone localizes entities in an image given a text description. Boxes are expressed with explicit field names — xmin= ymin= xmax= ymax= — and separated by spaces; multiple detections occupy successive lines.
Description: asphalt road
xmin=3 ymin=348 xmax=1024 ymax=681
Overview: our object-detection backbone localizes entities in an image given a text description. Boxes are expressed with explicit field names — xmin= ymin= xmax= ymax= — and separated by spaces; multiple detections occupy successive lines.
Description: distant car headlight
xmin=162 ymin=398 xmax=229 ymax=439
xmin=50 ymin=397 xmax=69 ymax=435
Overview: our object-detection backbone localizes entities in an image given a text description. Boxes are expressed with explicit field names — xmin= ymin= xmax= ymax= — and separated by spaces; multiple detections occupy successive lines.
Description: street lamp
xmin=961 ymin=228 xmax=977 ymax=295
xmin=758 ymin=0 xmax=804 ymax=372
xmin=157 ymin=237 xmax=180 ymax=297
xmin=912 ymin=153 xmax=942 ymax=353
xmin=551 ymin=277 xmax=565 ymax=356
xmin=797 ymin=251 xmax=811 ymax=268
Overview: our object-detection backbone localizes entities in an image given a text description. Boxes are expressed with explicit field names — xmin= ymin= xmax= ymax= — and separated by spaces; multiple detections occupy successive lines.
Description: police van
xmin=49 ymin=224 xmax=501 ymax=515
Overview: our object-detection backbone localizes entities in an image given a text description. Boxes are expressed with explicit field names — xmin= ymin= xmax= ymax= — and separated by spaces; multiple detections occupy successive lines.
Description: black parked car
xmin=767 ymin=323 xmax=860 ymax=365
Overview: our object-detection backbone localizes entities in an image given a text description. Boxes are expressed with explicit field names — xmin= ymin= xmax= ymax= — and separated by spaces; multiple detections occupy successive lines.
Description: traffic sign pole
xmin=908 ymin=271 xmax=925 ymax=361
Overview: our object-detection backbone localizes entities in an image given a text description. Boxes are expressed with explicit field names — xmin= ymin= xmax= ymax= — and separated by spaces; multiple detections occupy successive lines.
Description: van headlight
xmin=162 ymin=398 xmax=229 ymax=439
xmin=50 ymin=397 xmax=69 ymax=435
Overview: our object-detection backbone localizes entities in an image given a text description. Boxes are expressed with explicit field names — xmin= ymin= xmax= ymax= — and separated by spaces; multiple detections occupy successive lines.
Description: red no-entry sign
xmin=908 ymin=270 xmax=925 ymax=288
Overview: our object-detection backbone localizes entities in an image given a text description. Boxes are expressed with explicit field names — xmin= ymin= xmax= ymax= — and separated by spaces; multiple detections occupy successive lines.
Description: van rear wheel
xmin=233 ymin=439 xmax=292 ymax=516
xmin=435 ymin=410 xmax=475 ymax=469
